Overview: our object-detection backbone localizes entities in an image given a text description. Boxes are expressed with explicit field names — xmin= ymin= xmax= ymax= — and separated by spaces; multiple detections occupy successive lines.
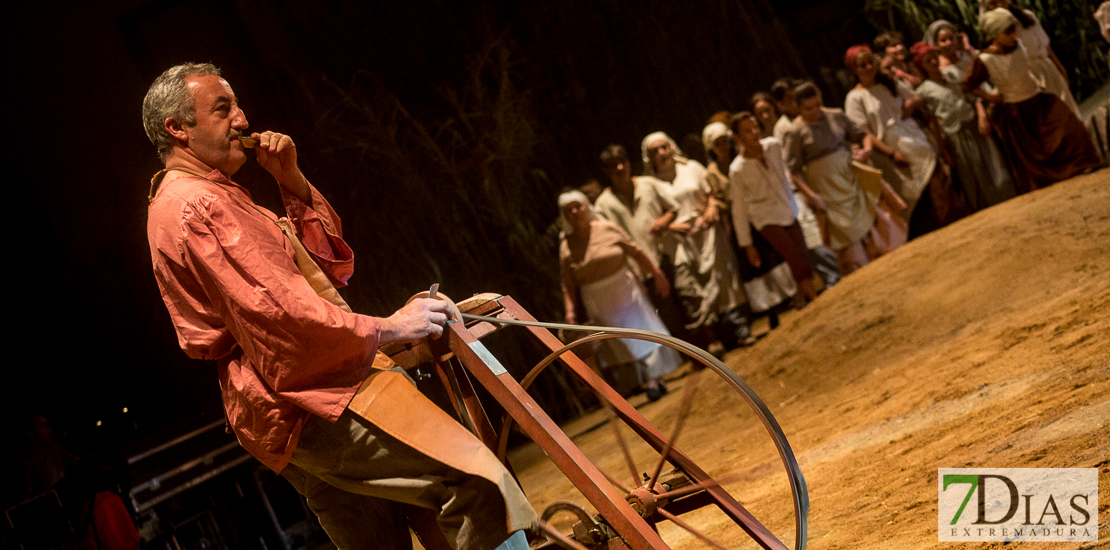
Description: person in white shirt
xmin=728 ymin=113 xmax=818 ymax=308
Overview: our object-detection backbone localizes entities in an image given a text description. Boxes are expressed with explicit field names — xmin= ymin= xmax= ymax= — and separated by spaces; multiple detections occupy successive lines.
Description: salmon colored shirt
xmin=147 ymin=170 xmax=380 ymax=472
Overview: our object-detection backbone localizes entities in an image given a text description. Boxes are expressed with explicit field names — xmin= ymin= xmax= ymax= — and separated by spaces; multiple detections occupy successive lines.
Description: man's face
xmin=737 ymin=117 xmax=762 ymax=150
xmin=648 ymin=139 xmax=675 ymax=174
xmin=885 ymin=42 xmax=906 ymax=63
xmin=602 ymin=155 xmax=632 ymax=184
xmin=777 ymin=90 xmax=799 ymax=117
xmin=799 ymin=95 xmax=824 ymax=123
xmin=753 ymin=100 xmax=777 ymax=130
xmin=180 ymin=75 xmax=250 ymax=175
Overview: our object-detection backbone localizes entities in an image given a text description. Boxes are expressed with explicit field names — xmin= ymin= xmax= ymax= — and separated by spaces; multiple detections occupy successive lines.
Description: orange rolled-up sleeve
xmin=282 ymin=181 xmax=355 ymax=287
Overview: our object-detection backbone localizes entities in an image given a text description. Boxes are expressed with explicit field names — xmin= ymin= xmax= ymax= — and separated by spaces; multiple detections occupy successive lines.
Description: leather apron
xmin=278 ymin=218 xmax=534 ymax=532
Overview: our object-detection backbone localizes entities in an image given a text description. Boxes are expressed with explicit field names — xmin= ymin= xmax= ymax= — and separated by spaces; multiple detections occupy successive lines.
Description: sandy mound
xmin=507 ymin=170 xmax=1109 ymax=549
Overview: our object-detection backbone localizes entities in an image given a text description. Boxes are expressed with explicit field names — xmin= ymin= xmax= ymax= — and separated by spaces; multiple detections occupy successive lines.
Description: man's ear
xmin=164 ymin=117 xmax=189 ymax=144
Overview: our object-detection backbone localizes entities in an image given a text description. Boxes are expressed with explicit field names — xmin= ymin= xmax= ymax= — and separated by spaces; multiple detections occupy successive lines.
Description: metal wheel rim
xmin=465 ymin=314 xmax=808 ymax=550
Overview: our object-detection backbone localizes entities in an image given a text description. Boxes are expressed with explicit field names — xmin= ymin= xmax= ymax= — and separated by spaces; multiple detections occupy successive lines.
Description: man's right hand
xmin=378 ymin=298 xmax=450 ymax=343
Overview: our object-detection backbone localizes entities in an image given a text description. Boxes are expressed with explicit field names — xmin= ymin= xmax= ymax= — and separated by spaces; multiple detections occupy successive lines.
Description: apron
xmin=579 ymin=268 xmax=681 ymax=380
xmin=802 ymin=149 xmax=875 ymax=250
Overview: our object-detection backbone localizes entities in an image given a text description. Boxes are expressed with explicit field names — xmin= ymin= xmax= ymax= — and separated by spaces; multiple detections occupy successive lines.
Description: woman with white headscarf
xmin=558 ymin=190 xmax=680 ymax=400
xmin=962 ymin=9 xmax=1100 ymax=193
xmin=979 ymin=0 xmax=1079 ymax=116
xmin=924 ymin=19 xmax=977 ymax=84
xmin=642 ymin=131 xmax=754 ymax=352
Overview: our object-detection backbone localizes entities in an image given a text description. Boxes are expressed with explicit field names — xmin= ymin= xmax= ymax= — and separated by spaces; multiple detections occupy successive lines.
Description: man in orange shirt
xmin=144 ymin=63 xmax=533 ymax=549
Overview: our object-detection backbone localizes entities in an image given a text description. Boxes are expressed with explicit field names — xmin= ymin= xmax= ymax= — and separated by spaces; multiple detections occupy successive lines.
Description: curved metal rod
xmin=462 ymin=313 xmax=809 ymax=550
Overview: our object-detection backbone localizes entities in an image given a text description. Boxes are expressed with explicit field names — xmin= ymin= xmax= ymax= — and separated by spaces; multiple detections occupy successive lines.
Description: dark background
xmin=3 ymin=0 xmax=1105 ymax=488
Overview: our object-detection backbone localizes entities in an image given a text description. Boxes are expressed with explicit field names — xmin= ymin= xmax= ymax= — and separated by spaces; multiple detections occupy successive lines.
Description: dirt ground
xmin=505 ymin=170 xmax=1109 ymax=549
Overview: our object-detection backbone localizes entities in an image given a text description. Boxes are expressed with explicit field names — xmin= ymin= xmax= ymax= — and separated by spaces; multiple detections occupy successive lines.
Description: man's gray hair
xmin=142 ymin=63 xmax=221 ymax=162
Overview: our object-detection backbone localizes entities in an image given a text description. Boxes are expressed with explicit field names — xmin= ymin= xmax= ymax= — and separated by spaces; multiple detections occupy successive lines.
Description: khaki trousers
xmin=281 ymin=408 xmax=520 ymax=550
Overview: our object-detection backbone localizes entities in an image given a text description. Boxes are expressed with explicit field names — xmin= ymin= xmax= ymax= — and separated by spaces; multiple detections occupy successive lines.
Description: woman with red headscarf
xmin=912 ymin=41 xmax=1016 ymax=211
xmin=844 ymin=44 xmax=967 ymax=237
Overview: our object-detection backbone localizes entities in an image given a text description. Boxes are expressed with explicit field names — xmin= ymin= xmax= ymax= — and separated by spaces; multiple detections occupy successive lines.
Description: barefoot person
xmin=144 ymin=63 xmax=534 ymax=549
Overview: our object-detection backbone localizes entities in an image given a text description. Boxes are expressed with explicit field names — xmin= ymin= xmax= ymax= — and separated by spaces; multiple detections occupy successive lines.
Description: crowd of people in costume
xmin=556 ymin=0 xmax=1103 ymax=399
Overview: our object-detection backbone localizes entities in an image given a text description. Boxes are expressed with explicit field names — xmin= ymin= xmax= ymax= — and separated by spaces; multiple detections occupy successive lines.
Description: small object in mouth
xmin=237 ymin=136 xmax=258 ymax=148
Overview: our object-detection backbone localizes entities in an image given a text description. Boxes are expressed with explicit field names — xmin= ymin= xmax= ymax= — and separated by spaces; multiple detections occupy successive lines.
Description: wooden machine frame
xmin=377 ymin=293 xmax=808 ymax=550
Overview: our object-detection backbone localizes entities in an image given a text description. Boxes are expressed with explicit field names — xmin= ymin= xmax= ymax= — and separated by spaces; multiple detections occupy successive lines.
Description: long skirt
xmin=1028 ymin=54 xmax=1079 ymax=116
xmin=793 ymin=190 xmax=824 ymax=249
xmin=732 ymin=223 xmax=796 ymax=313
xmin=993 ymin=93 xmax=1101 ymax=194
xmin=905 ymin=160 xmax=970 ymax=239
xmin=947 ymin=121 xmax=1017 ymax=212
xmin=870 ymin=118 xmax=937 ymax=218
xmin=805 ymin=150 xmax=906 ymax=275
xmin=671 ymin=222 xmax=746 ymax=329
xmin=803 ymin=149 xmax=875 ymax=250
xmin=793 ymin=189 xmax=841 ymax=287
xmin=580 ymin=268 xmax=681 ymax=381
